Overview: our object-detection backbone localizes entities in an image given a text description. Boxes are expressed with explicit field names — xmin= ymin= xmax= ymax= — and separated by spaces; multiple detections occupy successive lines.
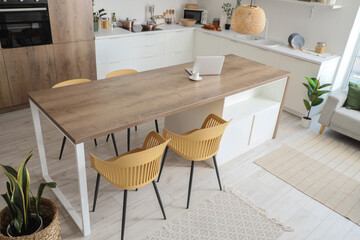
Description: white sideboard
xmin=95 ymin=26 xmax=340 ymax=118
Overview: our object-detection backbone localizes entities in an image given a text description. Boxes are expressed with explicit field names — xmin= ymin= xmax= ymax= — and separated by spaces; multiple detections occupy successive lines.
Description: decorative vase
xmin=231 ymin=4 xmax=266 ymax=35
xmin=0 ymin=198 xmax=61 ymax=240
xmin=98 ymin=19 xmax=102 ymax=29
xmin=225 ymin=23 xmax=231 ymax=30
xmin=94 ymin=21 xmax=98 ymax=32
xmin=300 ymin=117 xmax=312 ymax=129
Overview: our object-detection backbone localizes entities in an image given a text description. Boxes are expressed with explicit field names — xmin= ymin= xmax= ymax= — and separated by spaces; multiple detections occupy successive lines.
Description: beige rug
xmin=143 ymin=186 xmax=292 ymax=240
xmin=254 ymin=132 xmax=360 ymax=226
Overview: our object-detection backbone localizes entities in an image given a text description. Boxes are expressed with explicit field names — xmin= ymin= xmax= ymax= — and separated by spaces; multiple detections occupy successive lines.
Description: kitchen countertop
xmin=94 ymin=24 xmax=340 ymax=64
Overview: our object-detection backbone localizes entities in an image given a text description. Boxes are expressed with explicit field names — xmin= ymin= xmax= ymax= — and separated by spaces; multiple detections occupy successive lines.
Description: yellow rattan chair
xmin=105 ymin=69 xmax=138 ymax=78
xmin=90 ymin=131 xmax=170 ymax=240
xmin=104 ymin=69 xmax=160 ymax=153
xmin=52 ymin=79 xmax=99 ymax=160
xmin=158 ymin=114 xmax=230 ymax=208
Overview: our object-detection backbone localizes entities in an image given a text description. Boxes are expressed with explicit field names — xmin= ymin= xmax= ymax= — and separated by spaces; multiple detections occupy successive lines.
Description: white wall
xmin=197 ymin=0 xmax=360 ymax=56
xmin=93 ymin=0 xmax=197 ymax=24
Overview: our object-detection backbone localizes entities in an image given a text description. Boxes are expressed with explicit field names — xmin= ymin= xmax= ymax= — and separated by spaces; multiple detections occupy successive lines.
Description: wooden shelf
xmin=278 ymin=0 xmax=342 ymax=9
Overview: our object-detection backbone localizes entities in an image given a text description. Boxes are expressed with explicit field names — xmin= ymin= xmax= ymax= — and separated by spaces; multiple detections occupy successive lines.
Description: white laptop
xmin=186 ymin=56 xmax=225 ymax=76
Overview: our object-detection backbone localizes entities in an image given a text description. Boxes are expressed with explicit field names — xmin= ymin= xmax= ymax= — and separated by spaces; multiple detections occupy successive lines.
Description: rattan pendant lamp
xmin=231 ymin=0 xmax=266 ymax=35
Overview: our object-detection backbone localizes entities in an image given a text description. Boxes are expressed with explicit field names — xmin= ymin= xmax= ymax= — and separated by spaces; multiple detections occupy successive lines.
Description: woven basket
xmin=0 ymin=198 xmax=61 ymax=240
xmin=231 ymin=5 xmax=266 ymax=35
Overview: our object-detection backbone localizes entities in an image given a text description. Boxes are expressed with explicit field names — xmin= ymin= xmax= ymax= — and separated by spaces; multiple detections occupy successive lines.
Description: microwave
xmin=184 ymin=9 xmax=208 ymax=25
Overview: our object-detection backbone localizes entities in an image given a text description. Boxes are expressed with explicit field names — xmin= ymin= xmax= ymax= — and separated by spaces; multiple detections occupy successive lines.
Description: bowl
xmin=181 ymin=18 xmax=196 ymax=27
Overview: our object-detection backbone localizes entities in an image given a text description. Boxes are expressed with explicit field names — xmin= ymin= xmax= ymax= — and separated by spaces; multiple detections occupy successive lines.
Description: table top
xmin=29 ymin=54 xmax=290 ymax=144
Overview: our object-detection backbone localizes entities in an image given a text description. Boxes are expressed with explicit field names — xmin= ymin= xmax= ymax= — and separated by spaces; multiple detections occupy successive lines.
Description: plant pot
xmin=7 ymin=214 xmax=43 ymax=237
xmin=300 ymin=117 xmax=312 ymax=129
xmin=225 ymin=23 xmax=231 ymax=30
xmin=94 ymin=21 xmax=98 ymax=32
xmin=0 ymin=198 xmax=61 ymax=240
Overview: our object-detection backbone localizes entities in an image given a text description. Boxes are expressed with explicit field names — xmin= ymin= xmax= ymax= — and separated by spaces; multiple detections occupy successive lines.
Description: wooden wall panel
xmin=3 ymin=45 xmax=58 ymax=105
xmin=0 ymin=51 xmax=13 ymax=108
xmin=53 ymin=40 xmax=97 ymax=82
xmin=48 ymin=0 xmax=94 ymax=44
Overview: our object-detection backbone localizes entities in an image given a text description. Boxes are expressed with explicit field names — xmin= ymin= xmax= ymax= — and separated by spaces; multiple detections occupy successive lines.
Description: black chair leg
xmin=121 ymin=190 xmax=128 ymax=240
xmin=59 ymin=136 xmax=66 ymax=160
xmin=152 ymin=181 xmax=166 ymax=220
xmin=111 ymin=133 xmax=119 ymax=156
xmin=94 ymin=139 xmax=97 ymax=147
xmin=92 ymin=173 xmax=101 ymax=212
xmin=127 ymin=128 xmax=130 ymax=152
xmin=157 ymin=146 xmax=168 ymax=182
xmin=135 ymin=125 xmax=138 ymax=131
xmin=155 ymin=119 xmax=159 ymax=133
xmin=213 ymin=156 xmax=222 ymax=191
xmin=187 ymin=161 xmax=195 ymax=209
xmin=106 ymin=134 xmax=110 ymax=142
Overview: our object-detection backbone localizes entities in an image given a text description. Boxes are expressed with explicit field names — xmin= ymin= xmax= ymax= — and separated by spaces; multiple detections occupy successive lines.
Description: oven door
xmin=0 ymin=7 xmax=52 ymax=49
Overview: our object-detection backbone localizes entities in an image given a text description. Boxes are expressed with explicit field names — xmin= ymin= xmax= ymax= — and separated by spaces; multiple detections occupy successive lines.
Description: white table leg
xmin=75 ymin=143 xmax=91 ymax=236
xmin=29 ymin=99 xmax=91 ymax=236
xmin=30 ymin=100 xmax=49 ymax=178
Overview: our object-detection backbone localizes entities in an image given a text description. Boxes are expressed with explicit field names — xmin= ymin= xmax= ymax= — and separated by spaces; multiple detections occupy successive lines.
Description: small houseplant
xmin=0 ymin=151 xmax=59 ymax=239
xmin=301 ymin=77 xmax=331 ymax=128
xmin=93 ymin=8 xmax=107 ymax=32
xmin=222 ymin=3 xmax=234 ymax=30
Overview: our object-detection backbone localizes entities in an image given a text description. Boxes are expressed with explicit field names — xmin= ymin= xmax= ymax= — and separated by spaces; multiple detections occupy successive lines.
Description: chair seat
xmin=331 ymin=107 xmax=360 ymax=136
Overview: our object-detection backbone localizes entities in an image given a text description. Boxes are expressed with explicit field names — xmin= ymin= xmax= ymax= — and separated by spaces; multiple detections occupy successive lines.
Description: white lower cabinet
xmin=96 ymin=30 xmax=194 ymax=79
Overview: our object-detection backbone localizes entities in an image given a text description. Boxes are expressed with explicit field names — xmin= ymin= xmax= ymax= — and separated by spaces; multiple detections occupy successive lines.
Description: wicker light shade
xmin=231 ymin=5 xmax=266 ymax=35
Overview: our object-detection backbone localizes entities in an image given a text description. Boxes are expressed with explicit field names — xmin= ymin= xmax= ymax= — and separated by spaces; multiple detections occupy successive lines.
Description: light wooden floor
xmin=1 ymin=108 xmax=360 ymax=240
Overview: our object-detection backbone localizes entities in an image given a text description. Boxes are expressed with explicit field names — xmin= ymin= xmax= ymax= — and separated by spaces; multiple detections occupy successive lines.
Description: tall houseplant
xmin=1 ymin=151 xmax=56 ymax=237
xmin=301 ymin=77 xmax=331 ymax=128
xmin=222 ymin=3 xmax=234 ymax=30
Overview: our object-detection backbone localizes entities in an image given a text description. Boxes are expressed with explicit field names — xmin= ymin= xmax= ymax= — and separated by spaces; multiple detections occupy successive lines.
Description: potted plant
xmin=94 ymin=8 xmax=107 ymax=31
xmin=301 ymin=77 xmax=331 ymax=128
xmin=0 ymin=151 xmax=60 ymax=239
xmin=222 ymin=3 xmax=234 ymax=30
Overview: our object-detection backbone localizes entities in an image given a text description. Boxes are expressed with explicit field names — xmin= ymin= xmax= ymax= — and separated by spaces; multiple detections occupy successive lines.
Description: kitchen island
xmin=28 ymin=54 xmax=289 ymax=236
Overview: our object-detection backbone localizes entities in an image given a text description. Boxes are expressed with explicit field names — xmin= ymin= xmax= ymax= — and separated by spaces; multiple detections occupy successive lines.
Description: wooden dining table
xmin=28 ymin=54 xmax=290 ymax=236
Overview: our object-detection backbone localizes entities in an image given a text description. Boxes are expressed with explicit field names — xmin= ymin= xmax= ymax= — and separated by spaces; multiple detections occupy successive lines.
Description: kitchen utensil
xmin=141 ymin=23 xmax=160 ymax=31
xmin=119 ymin=18 xmax=136 ymax=30
xmin=288 ymin=33 xmax=305 ymax=50
xmin=181 ymin=18 xmax=196 ymax=27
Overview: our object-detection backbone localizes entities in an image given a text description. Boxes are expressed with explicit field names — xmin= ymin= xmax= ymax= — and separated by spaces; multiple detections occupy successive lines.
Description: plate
xmin=288 ymin=33 xmax=305 ymax=50
xmin=189 ymin=76 xmax=202 ymax=81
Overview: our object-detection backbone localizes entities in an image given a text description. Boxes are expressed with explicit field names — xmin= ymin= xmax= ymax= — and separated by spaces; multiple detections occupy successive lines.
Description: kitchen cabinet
xmin=194 ymin=30 xmax=339 ymax=117
xmin=48 ymin=0 xmax=94 ymax=44
xmin=0 ymin=50 xmax=12 ymax=108
xmin=53 ymin=41 xmax=97 ymax=82
xmin=3 ymin=45 xmax=57 ymax=105
xmin=95 ymin=30 xmax=195 ymax=79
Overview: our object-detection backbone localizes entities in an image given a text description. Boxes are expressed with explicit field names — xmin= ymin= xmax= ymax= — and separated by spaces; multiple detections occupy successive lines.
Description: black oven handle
xmin=0 ymin=7 xmax=47 ymax=12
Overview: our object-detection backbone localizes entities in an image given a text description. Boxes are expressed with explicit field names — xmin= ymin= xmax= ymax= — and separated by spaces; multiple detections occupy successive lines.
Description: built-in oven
xmin=0 ymin=0 xmax=52 ymax=49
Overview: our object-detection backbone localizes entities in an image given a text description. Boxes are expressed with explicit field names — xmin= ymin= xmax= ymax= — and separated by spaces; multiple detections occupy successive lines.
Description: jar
xmin=315 ymin=42 xmax=326 ymax=54
xmin=213 ymin=18 xmax=220 ymax=27
xmin=102 ymin=17 xmax=110 ymax=29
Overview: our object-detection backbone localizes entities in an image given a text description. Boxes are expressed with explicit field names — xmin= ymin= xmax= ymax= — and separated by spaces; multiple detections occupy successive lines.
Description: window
xmin=348 ymin=47 xmax=360 ymax=85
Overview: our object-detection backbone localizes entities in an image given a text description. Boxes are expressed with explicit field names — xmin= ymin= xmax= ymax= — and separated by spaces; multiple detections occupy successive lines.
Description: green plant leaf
xmin=318 ymin=83 xmax=332 ymax=89
xmin=305 ymin=77 xmax=316 ymax=88
xmin=303 ymin=83 xmax=313 ymax=93
xmin=36 ymin=182 xmax=56 ymax=213
xmin=303 ymin=99 xmax=311 ymax=111
xmin=313 ymin=90 xmax=330 ymax=96
xmin=309 ymin=94 xmax=318 ymax=102
xmin=0 ymin=164 xmax=18 ymax=178
xmin=12 ymin=205 xmax=24 ymax=235
xmin=312 ymin=98 xmax=324 ymax=106
xmin=1 ymin=193 xmax=16 ymax=217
